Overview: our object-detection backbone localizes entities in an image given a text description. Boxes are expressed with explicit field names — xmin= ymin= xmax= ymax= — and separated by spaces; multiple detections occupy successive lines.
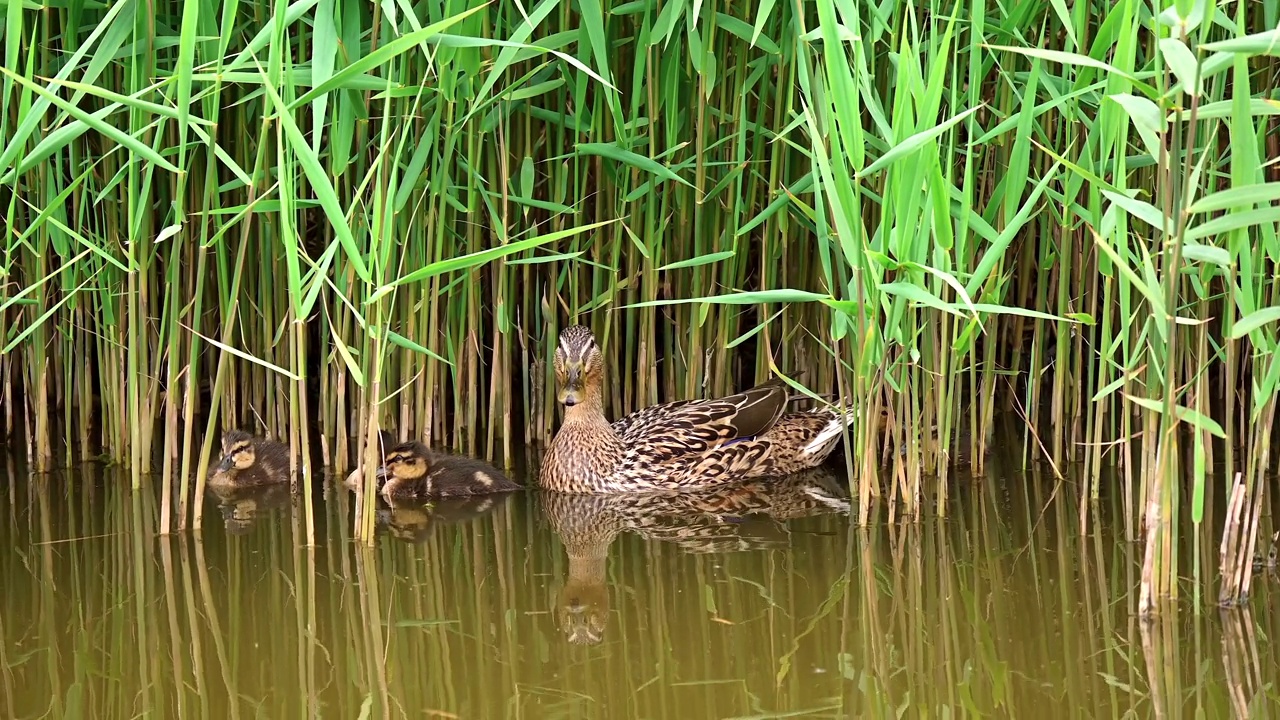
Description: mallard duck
xmin=542 ymin=468 xmax=851 ymax=645
xmin=375 ymin=441 xmax=521 ymax=500
xmin=538 ymin=325 xmax=847 ymax=494
xmin=207 ymin=430 xmax=291 ymax=488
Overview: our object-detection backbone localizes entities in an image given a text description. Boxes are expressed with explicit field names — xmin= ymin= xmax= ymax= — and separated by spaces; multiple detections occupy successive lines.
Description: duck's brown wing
xmin=613 ymin=381 xmax=789 ymax=451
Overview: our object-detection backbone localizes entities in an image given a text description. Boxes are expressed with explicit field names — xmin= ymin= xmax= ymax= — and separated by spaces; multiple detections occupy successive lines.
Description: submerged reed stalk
xmin=1217 ymin=472 xmax=1265 ymax=607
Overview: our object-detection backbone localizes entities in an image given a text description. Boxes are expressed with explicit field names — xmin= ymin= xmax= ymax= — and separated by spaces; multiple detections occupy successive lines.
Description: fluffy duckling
xmin=375 ymin=441 xmax=521 ymax=500
xmin=207 ymin=429 xmax=291 ymax=488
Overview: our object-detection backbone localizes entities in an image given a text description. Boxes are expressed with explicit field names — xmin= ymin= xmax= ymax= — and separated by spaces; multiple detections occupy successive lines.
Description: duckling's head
xmin=216 ymin=430 xmax=257 ymax=473
xmin=376 ymin=442 xmax=431 ymax=482
xmin=554 ymin=325 xmax=603 ymax=407
xmin=383 ymin=503 xmax=434 ymax=543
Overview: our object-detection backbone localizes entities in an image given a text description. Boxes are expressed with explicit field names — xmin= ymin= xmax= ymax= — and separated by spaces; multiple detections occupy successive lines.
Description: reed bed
xmin=2 ymin=0 xmax=1279 ymax=607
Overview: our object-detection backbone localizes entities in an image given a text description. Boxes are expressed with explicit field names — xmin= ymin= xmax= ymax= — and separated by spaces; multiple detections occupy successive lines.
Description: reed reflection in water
xmin=0 ymin=446 xmax=1277 ymax=718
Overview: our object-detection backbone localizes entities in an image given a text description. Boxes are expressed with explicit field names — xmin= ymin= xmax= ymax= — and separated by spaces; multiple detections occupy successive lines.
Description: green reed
xmin=2 ymin=0 xmax=1279 ymax=603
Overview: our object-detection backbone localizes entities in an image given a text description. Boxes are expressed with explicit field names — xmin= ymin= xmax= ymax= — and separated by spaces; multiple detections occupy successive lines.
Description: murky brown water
xmin=1 ymin=445 xmax=1277 ymax=718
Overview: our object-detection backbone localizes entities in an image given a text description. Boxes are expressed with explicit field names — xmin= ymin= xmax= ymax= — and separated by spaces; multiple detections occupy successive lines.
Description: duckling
xmin=207 ymin=429 xmax=291 ymax=488
xmin=1253 ymin=531 xmax=1279 ymax=571
xmin=375 ymin=441 xmax=521 ymax=500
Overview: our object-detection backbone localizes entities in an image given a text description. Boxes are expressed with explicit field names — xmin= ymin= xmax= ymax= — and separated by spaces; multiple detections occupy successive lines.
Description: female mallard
xmin=207 ymin=429 xmax=291 ymax=488
xmin=375 ymin=441 xmax=521 ymax=500
xmin=539 ymin=325 xmax=846 ymax=494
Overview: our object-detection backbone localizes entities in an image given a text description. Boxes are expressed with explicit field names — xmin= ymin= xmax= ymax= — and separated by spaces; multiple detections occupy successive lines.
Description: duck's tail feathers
xmin=802 ymin=485 xmax=852 ymax=514
xmin=801 ymin=411 xmax=848 ymax=457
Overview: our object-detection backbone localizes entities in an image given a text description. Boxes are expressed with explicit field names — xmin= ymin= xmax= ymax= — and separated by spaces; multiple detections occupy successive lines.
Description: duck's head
xmin=216 ymin=430 xmax=257 ymax=473
xmin=553 ymin=325 xmax=603 ymax=408
xmin=376 ymin=442 xmax=431 ymax=482
xmin=557 ymin=579 xmax=609 ymax=646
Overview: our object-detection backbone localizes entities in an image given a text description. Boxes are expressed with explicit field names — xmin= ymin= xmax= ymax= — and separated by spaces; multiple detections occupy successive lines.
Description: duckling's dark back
xmin=251 ymin=436 xmax=292 ymax=477
xmin=428 ymin=451 xmax=521 ymax=497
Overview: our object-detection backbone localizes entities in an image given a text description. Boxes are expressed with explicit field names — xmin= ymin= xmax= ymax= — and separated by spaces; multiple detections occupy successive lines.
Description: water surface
xmin=1 ymin=447 xmax=1277 ymax=718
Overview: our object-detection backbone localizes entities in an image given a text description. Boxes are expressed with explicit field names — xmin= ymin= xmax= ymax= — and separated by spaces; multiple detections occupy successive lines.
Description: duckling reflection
xmin=1254 ymin=531 xmax=1279 ymax=573
xmin=206 ymin=483 xmax=292 ymax=534
xmin=375 ymin=493 xmax=515 ymax=543
xmin=540 ymin=467 xmax=851 ymax=646
xmin=207 ymin=430 xmax=291 ymax=488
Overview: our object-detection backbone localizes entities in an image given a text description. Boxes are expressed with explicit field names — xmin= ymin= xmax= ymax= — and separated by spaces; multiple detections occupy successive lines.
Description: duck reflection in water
xmin=206 ymin=483 xmax=293 ymax=535
xmin=539 ymin=467 xmax=852 ymax=646
xmin=375 ymin=493 xmax=515 ymax=543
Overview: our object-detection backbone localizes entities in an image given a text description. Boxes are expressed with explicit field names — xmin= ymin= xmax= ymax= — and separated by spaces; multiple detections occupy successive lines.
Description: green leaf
xmin=750 ymin=0 xmax=777 ymax=49
xmin=257 ymin=60 xmax=370 ymax=285
xmin=876 ymin=282 xmax=969 ymax=319
xmin=1107 ymin=94 xmax=1166 ymax=165
xmin=621 ymin=289 xmax=830 ymax=308
xmin=1184 ymin=205 xmax=1280 ymax=242
xmin=656 ymin=250 xmax=737 ymax=271
xmin=1189 ymin=182 xmax=1280 ymax=213
xmin=716 ymin=12 xmax=779 ymax=54
xmin=0 ymin=67 xmax=181 ymax=175
xmin=1200 ymin=29 xmax=1280 ymax=56
xmin=1181 ymin=241 xmax=1230 ymax=267
xmin=577 ymin=142 xmax=694 ymax=188
xmin=291 ymin=3 xmax=490 ymax=109
xmin=856 ymin=106 xmax=981 ymax=179
xmin=1229 ymin=307 xmax=1280 ymax=340
xmin=984 ymin=44 xmax=1143 ymax=85
xmin=1101 ymin=189 xmax=1168 ymax=232
xmin=1159 ymin=37 xmax=1201 ymax=97
xmin=189 ymin=326 xmax=302 ymax=381
xmin=380 ymin=329 xmax=451 ymax=365
xmin=327 ymin=317 xmax=365 ymax=386
xmin=378 ymin=219 xmax=618 ymax=292
xmin=1090 ymin=229 xmax=1167 ymax=321
xmin=1123 ymin=394 xmax=1226 ymax=438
